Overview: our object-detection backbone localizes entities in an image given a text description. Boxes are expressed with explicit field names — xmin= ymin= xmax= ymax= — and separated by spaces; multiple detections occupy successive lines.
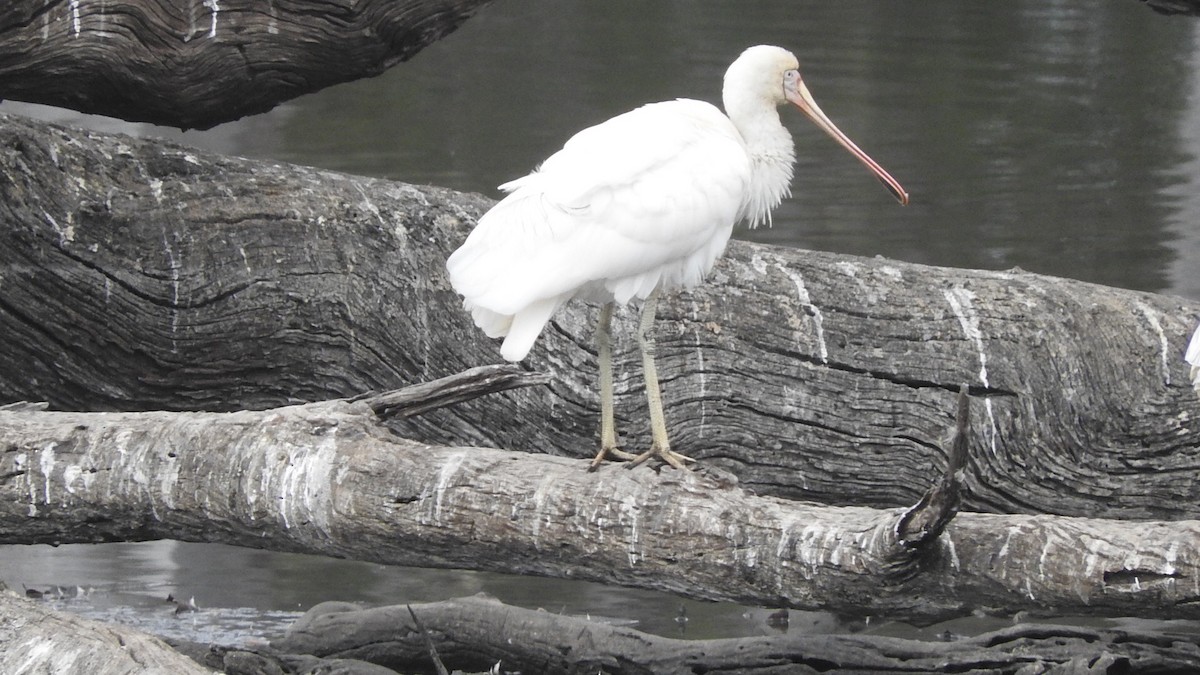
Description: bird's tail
xmin=499 ymin=296 xmax=563 ymax=362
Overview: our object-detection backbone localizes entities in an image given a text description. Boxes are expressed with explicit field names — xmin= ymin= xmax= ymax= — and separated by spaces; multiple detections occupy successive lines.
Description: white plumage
xmin=1186 ymin=322 xmax=1200 ymax=393
xmin=447 ymin=45 xmax=908 ymax=469
xmin=448 ymin=99 xmax=755 ymax=361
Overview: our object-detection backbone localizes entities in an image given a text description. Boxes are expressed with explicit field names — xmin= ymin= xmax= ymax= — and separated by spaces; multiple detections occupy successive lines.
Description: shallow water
xmin=3 ymin=0 xmax=1200 ymax=649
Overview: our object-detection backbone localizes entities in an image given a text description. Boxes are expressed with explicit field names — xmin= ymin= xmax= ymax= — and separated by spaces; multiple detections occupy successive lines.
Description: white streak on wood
xmin=943 ymin=287 xmax=988 ymax=386
xmin=355 ymin=184 xmax=387 ymax=227
xmin=13 ymin=638 xmax=62 ymax=673
xmin=996 ymin=524 xmax=1019 ymax=560
xmin=943 ymin=287 xmax=998 ymax=455
xmin=39 ymin=443 xmax=55 ymax=504
xmin=1135 ymin=301 xmax=1171 ymax=386
xmin=161 ymin=227 xmax=181 ymax=347
xmin=529 ymin=473 xmax=557 ymax=543
xmin=205 ymin=0 xmax=220 ymax=38
xmin=778 ymin=263 xmax=828 ymax=363
xmin=70 ymin=0 xmax=80 ymax=36
xmin=275 ymin=425 xmax=339 ymax=534
xmin=619 ymin=492 xmax=642 ymax=566
xmin=61 ymin=464 xmax=80 ymax=495
xmin=41 ymin=208 xmax=74 ymax=245
xmin=16 ymin=450 xmax=36 ymax=516
xmin=431 ymin=450 xmax=467 ymax=525
xmin=1038 ymin=539 xmax=1051 ymax=582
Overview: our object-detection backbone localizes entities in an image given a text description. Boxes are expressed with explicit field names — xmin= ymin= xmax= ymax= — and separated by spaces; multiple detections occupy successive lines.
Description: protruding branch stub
xmin=357 ymin=364 xmax=550 ymax=420
xmin=895 ymin=383 xmax=971 ymax=549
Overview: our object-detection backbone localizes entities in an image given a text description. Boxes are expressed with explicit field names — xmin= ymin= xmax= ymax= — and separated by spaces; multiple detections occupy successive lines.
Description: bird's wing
xmin=447 ymin=99 xmax=752 ymax=316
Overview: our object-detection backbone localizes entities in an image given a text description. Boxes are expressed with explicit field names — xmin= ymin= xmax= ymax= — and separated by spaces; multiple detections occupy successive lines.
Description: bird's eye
xmin=784 ymin=69 xmax=800 ymax=82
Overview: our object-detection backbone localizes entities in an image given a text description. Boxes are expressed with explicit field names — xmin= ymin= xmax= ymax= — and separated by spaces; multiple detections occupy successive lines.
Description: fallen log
xmin=0 ymin=0 xmax=494 ymax=129
xmin=261 ymin=594 xmax=1200 ymax=675
xmin=0 ymin=590 xmax=214 ymax=675
xmin=1 ymin=381 xmax=1198 ymax=623
xmin=1 ymin=112 xmax=1198 ymax=522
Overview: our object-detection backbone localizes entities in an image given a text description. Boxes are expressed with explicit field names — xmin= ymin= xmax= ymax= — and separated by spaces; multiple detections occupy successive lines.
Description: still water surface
xmin=4 ymin=0 xmax=1200 ymax=644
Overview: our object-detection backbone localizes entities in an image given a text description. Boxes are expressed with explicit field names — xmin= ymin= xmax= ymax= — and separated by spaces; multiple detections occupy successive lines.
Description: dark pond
xmin=3 ymin=0 xmax=1199 ymax=645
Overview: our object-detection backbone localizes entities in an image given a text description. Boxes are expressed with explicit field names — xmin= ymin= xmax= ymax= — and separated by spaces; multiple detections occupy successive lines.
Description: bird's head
xmin=725 ymin=45 xmax=909 ymax=206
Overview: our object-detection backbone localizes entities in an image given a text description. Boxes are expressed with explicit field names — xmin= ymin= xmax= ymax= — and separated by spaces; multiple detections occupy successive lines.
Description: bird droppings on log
xmin=2 ymin=112 xmax=1200 ymax=522
xmin=3 ymin=380 xmax=1200 ymax=625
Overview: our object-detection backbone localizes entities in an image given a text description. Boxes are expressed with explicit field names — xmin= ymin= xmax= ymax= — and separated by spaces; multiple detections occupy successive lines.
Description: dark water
xmin=3 ymin=0 xmax=1200 ymax=646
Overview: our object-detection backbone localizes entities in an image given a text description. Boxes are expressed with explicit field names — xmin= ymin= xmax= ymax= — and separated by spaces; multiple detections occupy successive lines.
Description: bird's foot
xmin=589 ymin=445 xmax=639 ymax=471
xmin=628 ymin=444 xmax=694 ymax=472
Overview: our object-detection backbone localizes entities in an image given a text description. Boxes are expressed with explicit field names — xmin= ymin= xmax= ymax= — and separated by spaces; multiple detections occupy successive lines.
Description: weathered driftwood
xmin=261 ymin=595 xmax=1200 ymax=675
xmin=0 ymin=591 xmax=214 ymax=675
xmin=2 ymin=385 xmax=1199 ymax=623
xmin=0 ymin=0 xmax=494 ymax=129
xmin=2 ymin=112 xmax=1199 ymax=522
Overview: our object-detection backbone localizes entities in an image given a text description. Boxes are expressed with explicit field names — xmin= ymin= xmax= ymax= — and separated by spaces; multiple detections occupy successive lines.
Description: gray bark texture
xmin=0 ymin=591 xmax=215 ymax=674
xmin=1 ymin=111 xmax=1199 ymax=522
xmin=261 ymin=595 xmax=1200 ymax=675
xmin=2 ymin=385 xmax=1199 ymax=623
xmin=0 ymin=0 xmax=494 ymax=129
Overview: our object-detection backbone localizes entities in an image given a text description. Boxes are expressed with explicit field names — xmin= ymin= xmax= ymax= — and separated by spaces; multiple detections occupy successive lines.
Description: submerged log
xmin=0 ymin=0 xmax=494 ymax=129
xmin=1 ymin=385 xmax=1199 ymax=623
xmin=264 ymin=595 xmax=1200 ymax=675
xmin=1 ymin=111 xmax=1200 ymax=522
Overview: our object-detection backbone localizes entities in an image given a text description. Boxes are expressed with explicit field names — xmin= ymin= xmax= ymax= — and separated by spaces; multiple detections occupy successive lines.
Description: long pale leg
xmin=629 ymin=287 xmax=693 ymax=471
xmin=590 ymin=302 xmax=636 ymax=469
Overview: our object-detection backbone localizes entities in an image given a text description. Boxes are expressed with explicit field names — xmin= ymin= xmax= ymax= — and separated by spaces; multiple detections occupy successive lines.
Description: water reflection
xmin=1 ymin=541 xmax=793 ymax=641
xmin=217 ymin=0 xmax=1200 ymax=294
xmin=3 ymin=0 xmax=1200 ymax=646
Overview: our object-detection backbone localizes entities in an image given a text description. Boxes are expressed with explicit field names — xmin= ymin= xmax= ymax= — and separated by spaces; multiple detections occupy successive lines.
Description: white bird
xmin=1186 ymin=322 xmax=1200 ymax=393
xmin=447 ymin=45 xmax=908 ymax=470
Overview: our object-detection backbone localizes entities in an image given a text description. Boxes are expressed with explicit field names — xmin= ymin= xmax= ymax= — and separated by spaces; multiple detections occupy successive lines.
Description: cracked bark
xmin=2 ymin=386 xmax=1200 ymax=623
xmin=0 ymin=591 xmax=213 ymax=674
xmin=249 ymin=595 xmax=1200 ymax=675
xmin=0 ymin=0 xmax=495 ymax=129
xmin=1 ymin=112 xmax=1198 ymax=523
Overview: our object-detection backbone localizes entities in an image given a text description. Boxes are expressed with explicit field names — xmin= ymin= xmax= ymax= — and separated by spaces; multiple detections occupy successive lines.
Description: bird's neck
xmin=729 ymin=103 xmax=796 ymax=228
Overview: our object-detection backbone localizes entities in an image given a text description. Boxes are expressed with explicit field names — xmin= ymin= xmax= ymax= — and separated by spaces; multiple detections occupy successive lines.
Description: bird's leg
xmin=590 ymin=302 xmax=637 ymax=470
xmin=629 ymin=287 xmax=693 ymax=471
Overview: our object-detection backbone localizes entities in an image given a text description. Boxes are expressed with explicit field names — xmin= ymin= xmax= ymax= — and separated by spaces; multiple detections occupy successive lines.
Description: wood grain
xmin=0 ymin=0 xmax=493 ymax=129
xmin=1 ymin=111 xmax=1199 ymax=523
xmin=2 ymin=397 xmax=1199 ymax=621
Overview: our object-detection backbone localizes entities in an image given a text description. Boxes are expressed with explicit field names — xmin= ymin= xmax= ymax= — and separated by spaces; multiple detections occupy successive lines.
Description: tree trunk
xmin=2 ymin=112 xmax=1199 ymax=522
xmin=0 ymin=0 xmax=493 ymax=130
xmin=2 ymin=382 xmax=1198 ymax=623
